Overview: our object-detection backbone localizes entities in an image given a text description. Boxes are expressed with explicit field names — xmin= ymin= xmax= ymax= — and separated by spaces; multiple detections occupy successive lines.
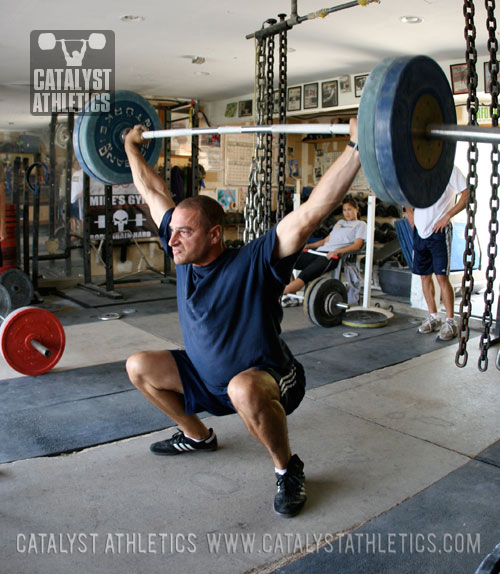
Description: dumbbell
xmin=0 ymin=285 xmax=66 ymax=376
xmin=38 ymin=32 xmax=106 ymax=51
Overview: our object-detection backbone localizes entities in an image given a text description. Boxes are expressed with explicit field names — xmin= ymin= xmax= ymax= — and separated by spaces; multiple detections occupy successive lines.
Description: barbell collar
xmin=141 ymin=123 xmax=351 ymax=140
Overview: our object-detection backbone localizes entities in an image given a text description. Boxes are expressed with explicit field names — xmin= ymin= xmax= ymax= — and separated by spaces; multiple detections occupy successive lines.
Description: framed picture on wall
xmin=321 ymin=80 xmax=338 ymax=108
xmin=339 ymin=75 xmax=351 ymax=93
xmin=484 ymin=61 xmax=491 ymax=93
xmin=354 ymin=74 xmax=368 ymax=98
xmin=238 ymin=99 xmax=253 ymax=117
xmin=273 ymin=90 xmax=280 ymax=114
xmin=287 ymin=86 xmax=301 ymax=112
xmin=303 ymin=83 xmax=319 ymax=109
xmin=450 ymin=63 xmax=468 ymax=94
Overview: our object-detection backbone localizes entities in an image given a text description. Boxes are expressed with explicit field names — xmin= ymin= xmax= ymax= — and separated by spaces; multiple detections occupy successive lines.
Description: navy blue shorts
xmin=413 ymin=224 xmax=452 ymax=276
xmin=170 ymin=350 xmax=306 ymax=417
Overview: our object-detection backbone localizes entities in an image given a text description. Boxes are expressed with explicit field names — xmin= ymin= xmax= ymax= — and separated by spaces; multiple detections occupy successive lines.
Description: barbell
xmin=0 ymin=285 xmax=66 ymax=376
xmin=38 ymin=32 xmax=106 ymax=51
xmin=73 ymin=55 xmax=500 ymax=208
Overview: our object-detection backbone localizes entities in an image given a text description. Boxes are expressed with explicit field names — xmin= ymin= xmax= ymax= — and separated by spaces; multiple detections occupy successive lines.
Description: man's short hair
xmin=177 ymin=195 xmax=225 ymax=230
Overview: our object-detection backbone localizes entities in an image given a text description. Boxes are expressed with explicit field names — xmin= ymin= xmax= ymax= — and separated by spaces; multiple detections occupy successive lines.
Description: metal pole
xmin=362 ymin=194 xmax=376 ymax=309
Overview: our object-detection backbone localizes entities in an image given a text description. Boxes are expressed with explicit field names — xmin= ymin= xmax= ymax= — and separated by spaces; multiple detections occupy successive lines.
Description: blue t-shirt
xmin=159 ymin=208 xmax=301 ymax=394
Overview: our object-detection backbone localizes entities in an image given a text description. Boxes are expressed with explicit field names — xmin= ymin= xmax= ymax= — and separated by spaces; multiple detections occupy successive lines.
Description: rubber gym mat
xmin=0 ymin=361 xmax=131 ymax=412
xmin=276 ymin=457 xmax=500 ymax=574
xmin=284 ymin=313 xmax=424 ymax=356
xmin=0 ymin=390 xmax=176 ymax=464
xmin=288 ymin=315 xmax=461 ymax=388
xmin=0 ymin=317 xmax=462 ymax=463
xmin=0 ymin=361 xmax=184 ymax=464
xmin=57 ymin=279 xmax=177 ymax=309
xmin=476 ymin=440 xmax=500 ymax=469
xmin=46 ymin=296 xmax=180 ymax=327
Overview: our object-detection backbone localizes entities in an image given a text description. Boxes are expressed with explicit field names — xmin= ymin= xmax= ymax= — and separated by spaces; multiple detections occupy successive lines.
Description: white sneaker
xmin=418 ymin=315 xmax=442 ymax=334
xmin=438 ymin=320 xmax=458 ymax=341
xmin=281 ymin=295 xmax=297 ymax=308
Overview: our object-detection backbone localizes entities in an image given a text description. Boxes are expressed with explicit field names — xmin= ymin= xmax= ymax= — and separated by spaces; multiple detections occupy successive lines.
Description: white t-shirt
xmin=319 ymin=219 xmax=367 ymax=252
xmin=414 ymin=166 xmax=467 ymax=239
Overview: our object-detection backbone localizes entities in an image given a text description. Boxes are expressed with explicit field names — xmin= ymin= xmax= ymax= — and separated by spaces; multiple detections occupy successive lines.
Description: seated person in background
xmin=282 ymin=196 xmax=366 ymax=305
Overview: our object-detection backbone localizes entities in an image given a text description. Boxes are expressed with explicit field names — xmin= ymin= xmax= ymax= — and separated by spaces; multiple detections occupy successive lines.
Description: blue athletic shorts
xmin=413 ymin=224 xmax=452 ymax=276
xmin=170 ymin=350 xmax=306 ymax=417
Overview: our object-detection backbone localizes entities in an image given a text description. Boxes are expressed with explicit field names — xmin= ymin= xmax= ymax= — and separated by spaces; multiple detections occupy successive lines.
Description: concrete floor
xmin=1 ymin=286 xmax=500 ymax=574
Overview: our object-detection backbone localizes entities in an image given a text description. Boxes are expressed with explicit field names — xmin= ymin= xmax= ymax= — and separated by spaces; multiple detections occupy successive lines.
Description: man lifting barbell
xmin=60 ymin=39 xmax=87 ymax=67
xmin=123 ymin=120 xmax=361 ymax=518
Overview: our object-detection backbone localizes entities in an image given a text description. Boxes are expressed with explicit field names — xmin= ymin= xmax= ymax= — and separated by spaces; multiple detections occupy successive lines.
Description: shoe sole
xmin=149 ymin=445 xmax=217 ymax=456
xmin=436 ymin=334 xmax=456 ymax=342
xmin=150 ymin=449 xmax=217 ymax=456
xmin=418 ymin=327 xmax=441 ymax=334
xmin=273 ymin=501 xmax=306 ymax=518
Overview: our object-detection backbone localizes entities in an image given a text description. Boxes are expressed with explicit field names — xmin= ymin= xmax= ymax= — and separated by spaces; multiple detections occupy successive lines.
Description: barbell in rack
xmin=73 ymin=54 xmax=496 ymax=208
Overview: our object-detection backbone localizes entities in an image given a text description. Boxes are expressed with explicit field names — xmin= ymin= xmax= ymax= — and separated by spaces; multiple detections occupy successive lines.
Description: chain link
xmin=276 ymin=14 xmax=288 ymax=224
xmin=264 ymin=22 xmax=276 ymax=232
xmin=244 ymin=34 xmax=267 ymax=244
xmin=478 ymin=0 xmax=500 ymax=370
xmin=456 ymin=0 xmax=479 ymax=368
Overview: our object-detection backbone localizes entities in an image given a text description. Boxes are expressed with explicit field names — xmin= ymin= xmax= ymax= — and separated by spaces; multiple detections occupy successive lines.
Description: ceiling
xmin=0 ymin=0 xmax=494 ymax=133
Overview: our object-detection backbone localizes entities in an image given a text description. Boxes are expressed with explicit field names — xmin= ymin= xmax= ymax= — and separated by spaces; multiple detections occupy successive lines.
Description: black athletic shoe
xmin=150 ymin=428 xmax=217 ymax=456
xmin=273 ymin=454 xmax=307 ymax=517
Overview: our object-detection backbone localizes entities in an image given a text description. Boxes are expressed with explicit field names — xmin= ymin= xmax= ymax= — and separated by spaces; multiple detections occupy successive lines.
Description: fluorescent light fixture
xmin=120 ymin=15 xmax=145 ymax=23
xmin=400 ymin=15 xmax=423 ymax=24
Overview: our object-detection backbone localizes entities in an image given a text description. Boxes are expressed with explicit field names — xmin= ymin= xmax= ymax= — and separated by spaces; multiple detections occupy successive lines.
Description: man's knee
xmin=436 ymin=273 xmax=451 ymax=286
xmin=126 ymin=351 xmax=150 ymax=388
xmin=227 ymin=370 xmax=279 ymax=412
xmin=126 ymin=350 xmax=183 ymax=394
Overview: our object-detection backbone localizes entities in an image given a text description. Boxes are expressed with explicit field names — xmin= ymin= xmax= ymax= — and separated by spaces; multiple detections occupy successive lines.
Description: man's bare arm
xmin=124 ymin=125 xmax=175 ymax=228
xmin=274 ymin=119 xmax=361 ymax=260
xmin=433 ymin=188 xmax=469 ymax=233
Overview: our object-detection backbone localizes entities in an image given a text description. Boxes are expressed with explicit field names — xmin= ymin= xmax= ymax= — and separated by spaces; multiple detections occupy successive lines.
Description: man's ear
xmin=209 ymin=224 xmax=223 ymax=245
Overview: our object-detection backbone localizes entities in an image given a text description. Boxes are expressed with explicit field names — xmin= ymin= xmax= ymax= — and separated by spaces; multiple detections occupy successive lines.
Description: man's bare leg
xmin=227 ymin=369 xmax=291 ymax=469
xmin=126 ymin=350 xmax=209 ymax=440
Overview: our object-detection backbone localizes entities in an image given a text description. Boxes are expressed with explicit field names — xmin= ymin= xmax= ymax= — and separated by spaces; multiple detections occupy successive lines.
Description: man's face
xmin=168 ymin=207 xmax=217 ymax=266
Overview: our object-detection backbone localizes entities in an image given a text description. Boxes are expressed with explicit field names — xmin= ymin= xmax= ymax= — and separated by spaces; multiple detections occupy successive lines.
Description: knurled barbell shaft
xmin=141 ymin=122 xmax=500 ymax=146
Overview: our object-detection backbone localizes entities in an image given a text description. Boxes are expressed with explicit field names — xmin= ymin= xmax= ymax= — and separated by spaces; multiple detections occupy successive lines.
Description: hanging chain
xmin=456 ymin=0 xmax=479 ymax=368
xmin=478 ymin=0 xmax=500 ymax=370
xmin=244 ymin=34 xmax=267 ymax=244
xmin=276 ymin=13 xmax=288 ymax=224
xmin=264 ymin=21 xmax=276 ymax=232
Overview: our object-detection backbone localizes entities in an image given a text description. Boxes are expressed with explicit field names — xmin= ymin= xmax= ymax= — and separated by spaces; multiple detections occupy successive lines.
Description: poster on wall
xmin=217 ymin=188 xmax=238 ymax=212
xmin=89 ymin=182 xmax=157 ymax=241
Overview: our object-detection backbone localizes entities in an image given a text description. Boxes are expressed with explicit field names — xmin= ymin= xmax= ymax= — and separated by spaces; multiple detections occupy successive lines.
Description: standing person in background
xmin=406 ymin=165 xmax=468 ymax=341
